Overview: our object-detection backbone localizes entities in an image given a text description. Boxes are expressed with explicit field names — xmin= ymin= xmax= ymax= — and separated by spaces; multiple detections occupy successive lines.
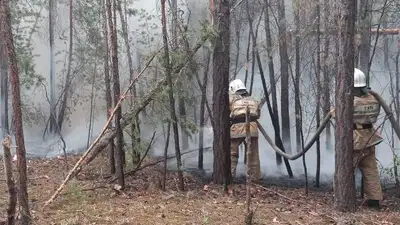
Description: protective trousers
xmin=230 ymin=137 xmax=261 ymax=181
xmin=354 ymin=146 xmax=383 ymax=201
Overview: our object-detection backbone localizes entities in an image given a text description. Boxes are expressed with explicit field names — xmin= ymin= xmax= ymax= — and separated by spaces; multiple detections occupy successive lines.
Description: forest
xmin=0 ymin=0 xmax=400 ymax=224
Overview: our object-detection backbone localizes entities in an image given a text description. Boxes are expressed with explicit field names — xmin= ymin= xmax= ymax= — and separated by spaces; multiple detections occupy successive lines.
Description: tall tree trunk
xmin=315 ymin=0 xmax=321 ymax=188
xmin=199 ymin=50 xmax=211 ymax=170
xmin=57 ymin=0 xmax=73 ymax=131
xmin=382 ymin=14 xmax=389 ymax=69
xmin=358 ymin=0 xmax=371 ymax=78
xmin=264 ymin=0 xmax=283 ymax=165
xmin=233 ymin=16 xmax=241 ymax=77
xmin=323 ymin=0 xmax=332 ymax=151
xmin=251 ymin=2 xmax=293 ymax=177
xmin=169 ymin=0 xmax=189 ymax=150
xmin=212 ymin=0 xmax=231 ymax=186
xmin=244 ymin=32 xmax=251 ymax=85
xmin=0 ymin=39 xmax=8 ymax=138
xmin=161 ymin=0 xmax=184 ymax=191
xmin=246 ymin=2 xmax=262 ymax=96
xmin=48 ymin=0 xmax=57 ymax=134
xmin=334 ymin=0 xmax=357 ymax=212
xmin=102 ymin=0 xmax=115 ymax=174
xmin=277 ymin=0 xmax=291 ymax=153
xmin=294 ymin=0 xmax=301 ymax=153
xmin=1 ymin=0 xmax=31 ymax=222
xmin=107 ymin=0 xmax=124 ymax=187
xmin=116 ymin=0 xmax=140 ymax=164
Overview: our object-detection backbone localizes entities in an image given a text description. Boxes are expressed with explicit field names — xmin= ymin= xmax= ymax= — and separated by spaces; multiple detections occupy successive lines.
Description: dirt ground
xmin=1 ymin=154 xmax=400 ymax=225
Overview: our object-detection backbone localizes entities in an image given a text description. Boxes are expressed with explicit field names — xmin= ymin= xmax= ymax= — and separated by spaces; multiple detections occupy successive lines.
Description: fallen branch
xmin=43 ymin=36 xmax=209 ymax=208
xmin=3 ymin=135 xmax=17 ymax=225
xmin=251 ymin=183 xmax=299 ymax=203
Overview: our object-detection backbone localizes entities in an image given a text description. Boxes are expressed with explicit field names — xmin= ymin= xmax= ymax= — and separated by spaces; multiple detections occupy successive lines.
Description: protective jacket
xmin=229 ymin=93 xmax=260 ymax=139
xmin=229 ymin=92 xmax=261 ymax=180
xmin=331 ymin=92 xmax=383 ymax=201
xmin=353 ymin=93 xmax=383 ymax=150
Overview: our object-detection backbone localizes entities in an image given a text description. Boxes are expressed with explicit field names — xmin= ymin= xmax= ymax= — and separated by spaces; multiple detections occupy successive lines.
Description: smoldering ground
xmin=3 ymin=0 xmax=399 ymax=195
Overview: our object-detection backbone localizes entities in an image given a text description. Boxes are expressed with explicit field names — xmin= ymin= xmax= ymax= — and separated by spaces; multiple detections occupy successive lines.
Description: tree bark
xmin=212 ymin=0 xmax=231 ymax=186
xmin=57 ymin=0 xmax=73 ymax=130
xmin=315 ymin=0 xmax=321 ymax=188
xmin=198 ymin=50 xmax=211 ymax=170
xmin=161 ymin=0 xmax=184 ymax=191
xmin=107 ymin=0 xmax=124 ymax=187
xmin=116 ymin=0 xmax=140 ymax=164
xmin=358 ymin=0 xmax=371 ymax=82
xmin=1 ymin=0 xmax=31 ymax=221
xmin=323 ymin=0 xmax=332 ymax=151
xmin=294 ymin=0 xmax=301 ymax=153
xmin=264 ymin=0 xmax=284 ymax=165
xmin=0 ymin=37 xmax=8 ymax=138
xmin=48 ymin=0 xmax=57 ymax=134
xmin=3 ymin=136 xmax=17 ymax=225
xmin=102 ymin=0 xmax=115 ymax=174
xmin=334 ymin=0 xmax=357 ymax=212
xmin=277 ymin=0 xmax=291 ymax=153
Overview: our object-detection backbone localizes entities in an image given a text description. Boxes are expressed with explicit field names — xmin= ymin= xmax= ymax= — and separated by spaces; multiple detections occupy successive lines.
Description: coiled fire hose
xmin=257 ymin=90 xmax=400 ymax=160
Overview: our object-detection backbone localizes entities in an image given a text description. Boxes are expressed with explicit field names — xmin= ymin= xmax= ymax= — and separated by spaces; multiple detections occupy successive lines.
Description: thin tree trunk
xmin=264 ymin=0 xmax=284 ymax=165
xmin=334 ymin=0 xmax=357 ymax=211
xmin=323 ymin=0 xmax=331 ymax=151
xmin=382 ymin=14 xmax=389 ymax=69
xmin=294 ymin=0 xmax=301 ymax=153
xmin=244 ymin=107 xmax=253 ymax=224
xmin=1 ymin=0 xmax=31 ymax=221
xmin=250 ymin=2 xmax=293 ymax=177
xmin=57 ymin=0 xmax=73 ymax=130
xmin=0 ymin=38 xmax=8 ymax=138
xmin=116 ymin=0 xmax=140 ymax=164
xmin=199 ymin=50 xmax=211 ymax=170
xmin=87 ymin=66 xmax=97 ymax=148
xmin=315 ymin=0 xmax=321 ymax=188
xmin=48 ymin=0 xmax=57 ymax=134
xmin=212 ymin=0 xmax=231 ymax=187
xmin=102 ymin=0 xmax=115 ymax=174
xmin=244 ymin=31 xmax=251 ymax=85
xmin=3 ymin=136 xmax=17 ymax=225
xmin=162 ymin=121 xmax=171 ymax=191
xmin=277 ymin=0 xmax=291 ymax=154
xmin=107 ymin=0 xmax=124 ymax=187
xmin=161 ymin=0 xmax=184 ymax=191
xmin=247 ymin=2 xmax=262 ymax=96
xmin=394 ymin=48 xmax=400 ymax=196
xmin=233 ymin=17 xmax=241 ymax=77
xmin=358 ymin=0 xmax=371 ymax=79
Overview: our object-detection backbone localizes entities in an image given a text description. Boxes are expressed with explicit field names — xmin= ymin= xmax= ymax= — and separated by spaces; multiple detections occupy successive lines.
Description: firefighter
xmin=353 ymin=68 xmax=383 ymax=208
xmin=228 ymin=79 xmax=261 ymax=181
xmin=332 ymin=68 xmax=383 ymax=209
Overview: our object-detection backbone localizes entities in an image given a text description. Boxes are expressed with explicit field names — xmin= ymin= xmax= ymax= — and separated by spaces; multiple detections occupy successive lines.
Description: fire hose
xmin=257 ymin=90 xmax=400 ymax=160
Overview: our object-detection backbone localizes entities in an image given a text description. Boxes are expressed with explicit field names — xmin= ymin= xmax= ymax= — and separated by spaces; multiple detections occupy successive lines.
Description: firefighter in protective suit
xmin=229 ymin=79 xmax=261 ymax=181
xmin=332 ymin=68 xmax=383 ymax=209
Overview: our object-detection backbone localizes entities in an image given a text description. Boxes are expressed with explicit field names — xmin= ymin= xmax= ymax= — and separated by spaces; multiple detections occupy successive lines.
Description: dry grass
xmin=0 ymin=154 xmax=399 ymax=224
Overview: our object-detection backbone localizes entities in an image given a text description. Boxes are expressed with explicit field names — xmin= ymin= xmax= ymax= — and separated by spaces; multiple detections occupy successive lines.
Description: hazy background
xmin=4 ymin=0 xmax=399 ymax=187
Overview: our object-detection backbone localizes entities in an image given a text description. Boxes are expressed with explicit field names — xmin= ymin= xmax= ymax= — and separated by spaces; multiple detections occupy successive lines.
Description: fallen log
xmin=43 ymin=35 xmax=209 ymax=208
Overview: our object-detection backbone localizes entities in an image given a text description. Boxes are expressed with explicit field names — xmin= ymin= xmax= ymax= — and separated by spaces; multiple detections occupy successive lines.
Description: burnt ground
xmin=0 ymin=154 xmax=400 ymax=225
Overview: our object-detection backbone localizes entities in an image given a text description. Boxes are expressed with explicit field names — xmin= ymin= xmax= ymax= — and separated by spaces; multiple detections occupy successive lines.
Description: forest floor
xmin=0 ymin=154 xmax=400 ymax=225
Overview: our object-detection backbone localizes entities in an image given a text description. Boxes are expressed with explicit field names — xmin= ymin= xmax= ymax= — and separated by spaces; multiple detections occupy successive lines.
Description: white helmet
xmin=229 ymin=79 xmax=247 ymax=94
xmin=354 ymin=68 xmax=367 ymax=87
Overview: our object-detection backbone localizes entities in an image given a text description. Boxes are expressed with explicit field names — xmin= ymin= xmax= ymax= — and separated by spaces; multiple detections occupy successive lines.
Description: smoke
xmin=2 ymin=0 xmax=398 ymax=190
